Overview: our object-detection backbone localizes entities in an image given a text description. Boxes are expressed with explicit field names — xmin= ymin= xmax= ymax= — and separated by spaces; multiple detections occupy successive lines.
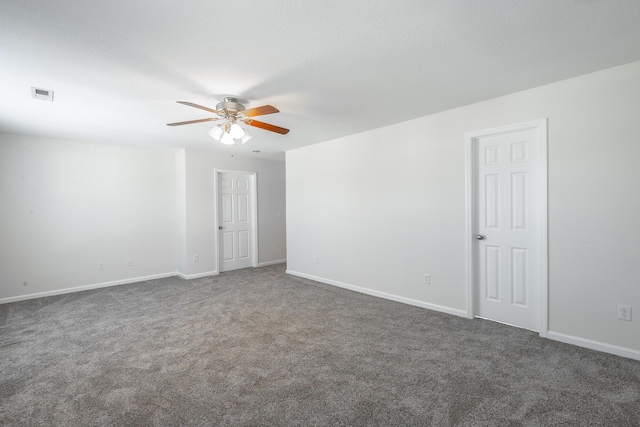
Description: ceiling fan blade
xmin=245 ymin=119 xmax=290 ymax=135
xmin=243 ymin=105 xmax=279 ymax=117
xmin=166 ymin=117 xmax=219 ymax=126
xmin=176 ymin=101 xmax=219 ymax=114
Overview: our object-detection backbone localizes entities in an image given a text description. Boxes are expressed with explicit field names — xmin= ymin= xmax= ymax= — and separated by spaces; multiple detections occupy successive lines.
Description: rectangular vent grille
xmin=31 ymin=87 xmax=54 ymax=102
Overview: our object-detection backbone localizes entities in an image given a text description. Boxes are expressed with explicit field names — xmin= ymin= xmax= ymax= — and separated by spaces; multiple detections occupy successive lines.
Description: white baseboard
xmin=286 ymin=270 xmax=468 ymax=318
xmin=176 ymin=270 xmax=219 ymax=280
xmin=0 ymin=272 xmax=178 ymax=305
xmin=286 ymin=271 xmax=640 ymax=361
xmin=6 ymin=269 xmax=637 ymax=362
xmin=257 ymin=259 xmax=286 ymax=267
xmin=547 ymin=331 xmax=640 ymax=361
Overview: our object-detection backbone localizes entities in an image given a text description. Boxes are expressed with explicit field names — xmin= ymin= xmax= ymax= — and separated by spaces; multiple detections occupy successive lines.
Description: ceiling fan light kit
xmin=167 ymin=97 xmax=289 ymax=145
xmin=208 ymin=121 xmax=251 ymax=145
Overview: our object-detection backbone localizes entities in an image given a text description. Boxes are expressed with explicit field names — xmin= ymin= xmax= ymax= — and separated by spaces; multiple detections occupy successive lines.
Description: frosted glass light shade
xmin=240 ymin=130 xmax=252 ymax=144
xmin=220 ymin=132 xmax=235 ymax=145
xmin=209 ymin=123 xmax=249 ymax=145
xmin=208 ymin=125 xmax=223 ymax=140
xmin=229 ymin=123 xmax=245 ymax=139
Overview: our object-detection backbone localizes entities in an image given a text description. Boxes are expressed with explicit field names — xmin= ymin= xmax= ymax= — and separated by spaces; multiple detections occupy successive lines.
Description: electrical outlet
xmin=424 ymin=274 xmax=431 ymax=285
xmin=98 ymin=261 xmax=104 ymax=270
xmin=618 ymin=305 xmax=632 ymax=321
xmin=193 ymin=254 xmax=199 ymax=262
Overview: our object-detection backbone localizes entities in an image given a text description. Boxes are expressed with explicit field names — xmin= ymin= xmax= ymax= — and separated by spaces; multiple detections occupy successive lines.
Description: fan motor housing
xmin=216 ymin=97 xmax=245 ymax=114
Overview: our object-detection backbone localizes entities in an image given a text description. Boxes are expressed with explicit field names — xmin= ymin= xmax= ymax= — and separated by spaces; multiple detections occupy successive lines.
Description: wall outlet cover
xmin=618 ymin=305 xmax=632 ymax=321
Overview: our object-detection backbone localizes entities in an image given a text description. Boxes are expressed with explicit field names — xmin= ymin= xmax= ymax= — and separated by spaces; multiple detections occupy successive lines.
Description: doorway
xmin=215 ymin=170 xmax=258 ymax=272
xmin=465 ymin=120 xmax=548 ymax=335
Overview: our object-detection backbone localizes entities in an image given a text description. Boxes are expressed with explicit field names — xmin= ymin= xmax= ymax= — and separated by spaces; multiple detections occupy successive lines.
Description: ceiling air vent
xmin=31 ymin=87 xmax=54 ymax=102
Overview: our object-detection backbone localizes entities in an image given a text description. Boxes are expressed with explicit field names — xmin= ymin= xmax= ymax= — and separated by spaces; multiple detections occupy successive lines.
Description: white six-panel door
xmin=467 ymin=120 xmax=547 ymax=333
xmin=218 ymin=172 xmax=255 ymax=272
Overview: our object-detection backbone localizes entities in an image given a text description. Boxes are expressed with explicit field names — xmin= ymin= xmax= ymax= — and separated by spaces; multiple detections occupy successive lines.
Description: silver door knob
xmin=475 ymin=234 xmax=485 ymax=240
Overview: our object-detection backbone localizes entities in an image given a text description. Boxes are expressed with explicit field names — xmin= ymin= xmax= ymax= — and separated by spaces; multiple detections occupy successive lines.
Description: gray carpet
xmin=1 ymin=264 xmax=639 ymax=426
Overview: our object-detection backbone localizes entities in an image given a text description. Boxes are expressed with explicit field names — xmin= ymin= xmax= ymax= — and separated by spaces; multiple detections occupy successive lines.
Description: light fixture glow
xmin=229 ymin=123 xmax=245 ymax=139
xmin=208 ymin=119 xmax=251 ymax=145
xmin=208 ymin=125 xmax=223 ymax=140
xmin=220 ymin=132 xmax=235 ymax=145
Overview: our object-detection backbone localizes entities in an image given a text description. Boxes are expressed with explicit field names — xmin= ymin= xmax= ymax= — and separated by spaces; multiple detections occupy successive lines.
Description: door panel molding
xmin=465 ymin=119 xmax=548 ymax=337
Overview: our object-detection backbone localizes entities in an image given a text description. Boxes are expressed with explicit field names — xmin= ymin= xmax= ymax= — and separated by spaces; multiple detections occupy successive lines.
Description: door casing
xmin=465 ymin=119 xmax=548 ymax=337
xmin=214 ymin=169 xmax=258 ymax=272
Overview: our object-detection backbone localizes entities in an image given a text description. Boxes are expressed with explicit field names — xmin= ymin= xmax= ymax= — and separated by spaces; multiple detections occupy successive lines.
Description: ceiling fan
xmin=167 ymin=97 xmax=289 ymax=145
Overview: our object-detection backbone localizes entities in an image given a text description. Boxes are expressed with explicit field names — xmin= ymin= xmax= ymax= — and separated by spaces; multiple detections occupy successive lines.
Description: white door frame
xmin=465 ymin=119 xmax=548 ymax=337
xmin=213 ymin=169 xmax=259 ymax=270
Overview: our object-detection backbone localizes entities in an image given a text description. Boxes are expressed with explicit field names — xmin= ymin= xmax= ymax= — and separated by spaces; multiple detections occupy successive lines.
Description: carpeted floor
xmin=1 ymin=264 xmax=639 ymax=426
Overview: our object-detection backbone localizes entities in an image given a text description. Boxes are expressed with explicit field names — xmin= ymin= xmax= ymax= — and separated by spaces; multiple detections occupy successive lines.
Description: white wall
xmin=0 ymin=134 xmax=179 ymax=301
xmin=286 ymin=60 xmax=640 ymax=358
xmin=179 ymin=149 xmax=286 ymax=278
xmin=176 ymin=150 xmax=188 ymax=274
xmin=0 ymin=136 xmax=287 ymax=301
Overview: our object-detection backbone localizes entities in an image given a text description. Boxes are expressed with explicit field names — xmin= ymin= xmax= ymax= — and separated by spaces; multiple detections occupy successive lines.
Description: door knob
xmin=218 ymin=226 xmax=223 ymax=230
xmin=475 ymin=234 xmax=485 ymax=240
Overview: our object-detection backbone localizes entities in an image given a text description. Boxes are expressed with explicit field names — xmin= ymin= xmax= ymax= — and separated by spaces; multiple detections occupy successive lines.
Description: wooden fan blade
xmin=245 ymin=119 xmax=290 ymax=135
xmin=166 ymin=117 xmax=218 ymax=126
xmin=176 ymin=101 xmax=219 ymax=114
xmin=243 ymin=105 xmax=279 ymax=117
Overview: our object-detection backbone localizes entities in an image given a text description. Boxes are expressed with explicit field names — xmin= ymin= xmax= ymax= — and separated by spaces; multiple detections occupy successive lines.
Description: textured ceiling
xmin=2 ymin=0 xmax=640 ymax=161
